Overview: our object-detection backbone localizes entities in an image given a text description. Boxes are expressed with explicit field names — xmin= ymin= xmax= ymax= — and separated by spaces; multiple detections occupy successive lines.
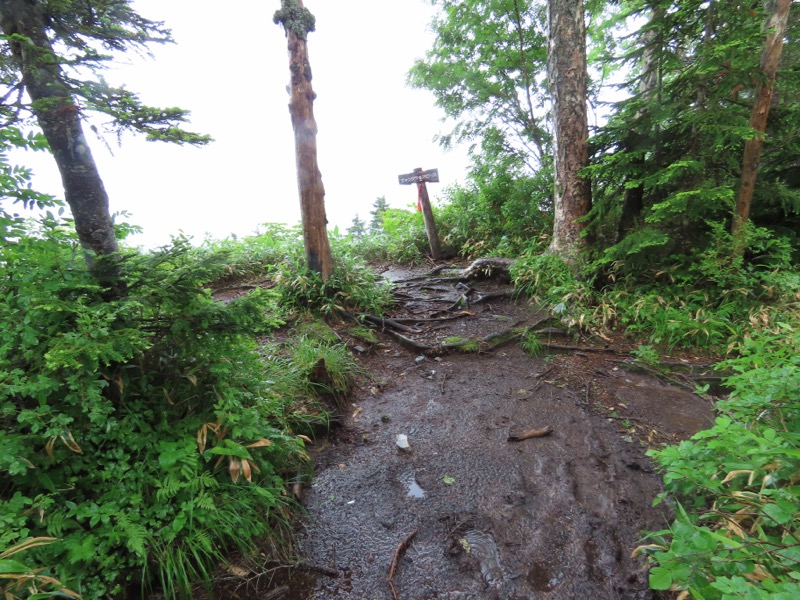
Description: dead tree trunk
xmin=732 ymin=0 xmax=791 ymax=247
xmin=547 ymin=0 xmax=592 ymax=261
xmin=274 ymin=0 xmax=333 ymax=280
xmin=0 ymin=0 xmax=119 ymax=265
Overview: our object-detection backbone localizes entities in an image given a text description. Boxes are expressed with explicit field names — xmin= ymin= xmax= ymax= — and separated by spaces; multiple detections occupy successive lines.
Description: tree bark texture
xmin=0 ymin=0 xmax=119 ymax=258
xmin=732 ymin=0 xmax=791 ymax=241
xmin=278 ymin=0 xmax=333 ymax=280
xmin=547 ymin=0 xmax=591 ymax=259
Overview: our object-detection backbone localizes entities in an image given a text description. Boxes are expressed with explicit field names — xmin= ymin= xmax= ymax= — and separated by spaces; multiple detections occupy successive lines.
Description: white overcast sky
xmin=14 ymin=0 xmax=470 ymax=248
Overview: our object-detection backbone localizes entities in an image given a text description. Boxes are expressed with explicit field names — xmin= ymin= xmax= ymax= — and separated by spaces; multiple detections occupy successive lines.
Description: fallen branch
xmin=388 ymin=529 xmax=418 ymax=600
xmin=507 ymin=426 xmax=553 ymax=442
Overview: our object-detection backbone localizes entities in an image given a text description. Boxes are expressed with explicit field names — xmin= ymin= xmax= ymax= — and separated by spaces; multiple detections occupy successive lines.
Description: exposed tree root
xmin=393 ymin=257 xmax=516 ymax=284
xmin=296 ymin=560 xmax=339 ymax=578
xmin=387 ymin=529 xmax=418 ymax=600
xmin=263 ymin=586 xmax=289 ymax=600
xmin=386 ymin=330 xmax=436 ymax=354
xmin=609 ymin=360 xmax=701 ymax=393
xmin=362 ymin=314 xmax=421 ymax=334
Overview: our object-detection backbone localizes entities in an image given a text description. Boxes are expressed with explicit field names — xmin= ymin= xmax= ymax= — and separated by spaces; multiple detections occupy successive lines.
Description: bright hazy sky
xmin=14 ymin=0 xmax=470 ymax=248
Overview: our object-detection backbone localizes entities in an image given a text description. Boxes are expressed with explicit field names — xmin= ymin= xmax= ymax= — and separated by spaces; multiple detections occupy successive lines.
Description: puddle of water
xmin=408 ymin=477 xmax=426 ymax=498
xmin=403 ymin=471 xmax=426 ymax=498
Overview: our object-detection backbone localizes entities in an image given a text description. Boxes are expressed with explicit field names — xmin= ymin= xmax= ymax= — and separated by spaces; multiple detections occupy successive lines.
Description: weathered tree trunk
xmin=275 ymin=0 xmax=333 ymax=280
xmin=547 ymin=0 xmax=591 ymax=260
xmin=0 ymin=0 xmax=119 ymax=261
xmin=732 ymin=0 xmax=791 ymax=245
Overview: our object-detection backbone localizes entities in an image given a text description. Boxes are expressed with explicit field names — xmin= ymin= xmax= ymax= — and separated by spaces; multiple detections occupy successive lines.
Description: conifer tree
xmin=0 ymin=0 xmax=209 ymax=272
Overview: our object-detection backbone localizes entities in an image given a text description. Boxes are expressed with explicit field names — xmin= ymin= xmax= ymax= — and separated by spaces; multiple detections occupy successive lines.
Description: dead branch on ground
xmin=388 ymin=529 xmax=418 ymax=600
xmin=507 ymin=426 xmax=553 ymax=442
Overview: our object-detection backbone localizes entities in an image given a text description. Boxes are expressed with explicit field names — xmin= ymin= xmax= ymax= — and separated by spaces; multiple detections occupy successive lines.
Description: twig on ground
xmin=388 ymin=529 xmax=418 ymax=600
xmin=507 ymin=426 xmax=553 ymax=442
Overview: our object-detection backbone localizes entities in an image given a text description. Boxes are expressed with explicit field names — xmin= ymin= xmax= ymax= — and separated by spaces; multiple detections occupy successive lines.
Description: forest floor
xmin=221 ymin=263 xmax=719 ymax=600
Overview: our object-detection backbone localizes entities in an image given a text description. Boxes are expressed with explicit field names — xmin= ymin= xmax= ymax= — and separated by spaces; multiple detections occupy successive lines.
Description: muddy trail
xmin=231 ymin=262 xmax=717 ymax=599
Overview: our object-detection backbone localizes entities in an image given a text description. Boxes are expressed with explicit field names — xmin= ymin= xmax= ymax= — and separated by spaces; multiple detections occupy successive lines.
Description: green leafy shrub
xmin=643 ymin=297 xmax=800 ymax=598
xmin=511 ymin=252 xmax=596 ymax=330
xmin=438 ymin=154 xmax=553 ymax=259
xmin=0 ymin=220 xmax=315 ymax=598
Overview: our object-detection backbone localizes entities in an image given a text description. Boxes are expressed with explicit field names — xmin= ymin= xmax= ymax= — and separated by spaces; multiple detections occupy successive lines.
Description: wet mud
xmin=244 ymin=264 xmax=716 ymax=599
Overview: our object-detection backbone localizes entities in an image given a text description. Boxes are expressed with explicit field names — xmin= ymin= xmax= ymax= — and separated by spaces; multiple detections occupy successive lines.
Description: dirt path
xmin=248 ymin=265 xmax=716 ymax=599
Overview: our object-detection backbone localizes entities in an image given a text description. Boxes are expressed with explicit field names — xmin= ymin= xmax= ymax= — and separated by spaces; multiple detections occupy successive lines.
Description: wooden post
xmin=398 ymin=167 xmax=442 ymax=260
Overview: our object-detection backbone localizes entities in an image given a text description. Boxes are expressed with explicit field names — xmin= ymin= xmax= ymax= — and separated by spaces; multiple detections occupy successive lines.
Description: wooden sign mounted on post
xmin=398 ymin=167 xmax=442 ymax=259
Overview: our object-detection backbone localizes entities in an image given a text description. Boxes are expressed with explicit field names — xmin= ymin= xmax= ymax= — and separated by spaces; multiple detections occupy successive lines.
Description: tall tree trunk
xmin=0 ymin=0 xmax=119 ymax=261
xmin=732 ymin=0 xmax=791 ymax=247
xmin=275 ymin=0 xmax=333 ymax=280
xmin=547 ymin=0 xmax=591 ymax=261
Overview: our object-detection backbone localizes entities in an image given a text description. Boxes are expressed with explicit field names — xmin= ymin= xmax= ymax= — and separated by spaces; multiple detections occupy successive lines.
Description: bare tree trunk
xmin=0 ymin=0 xmax=118 ymax=262
xmin=275 ymin=0 xmax=333 ymax=280
xmin=547 ymin=0 xmax=591 ymax=261
xmin=732 ymin=0 xmax=791 ymax=246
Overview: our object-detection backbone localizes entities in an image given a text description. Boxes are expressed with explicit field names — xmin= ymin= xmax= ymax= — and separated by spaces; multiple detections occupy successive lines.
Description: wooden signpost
xmin=398 ymin=167 xmax=442 ymax=260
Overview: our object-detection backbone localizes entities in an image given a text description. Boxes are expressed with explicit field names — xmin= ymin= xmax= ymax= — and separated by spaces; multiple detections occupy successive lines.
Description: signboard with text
xmin=398 ymin=168 xmax=439 ymax=185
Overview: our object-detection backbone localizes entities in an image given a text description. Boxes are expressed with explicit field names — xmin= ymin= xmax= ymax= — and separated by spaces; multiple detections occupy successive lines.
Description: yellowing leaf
xmin=245 ymin=438 xmax=272 ymax=449
xmin=229 ymin=458 xmax=241 ymax=483
xmin=722 ymin=469 xmax=755 ymax=485
xmin=60 ymin=431 xmax=82 ymax=454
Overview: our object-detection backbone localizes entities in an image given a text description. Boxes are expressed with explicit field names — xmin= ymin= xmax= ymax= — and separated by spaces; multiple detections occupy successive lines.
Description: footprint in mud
xmin=461 ymin=529 xmax=513 ymax=598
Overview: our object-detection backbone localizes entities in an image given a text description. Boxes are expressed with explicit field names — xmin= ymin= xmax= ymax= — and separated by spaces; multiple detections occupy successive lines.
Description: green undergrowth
xmin=0 ymin=218 xmax=381 ymax=598
xmin=511 ymin=223 xmax=798 ymax=351
xmin=640 ymin=302 xmax=800 ymax=598
xmin=201 ymin=223 xmax=392 ymax=315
